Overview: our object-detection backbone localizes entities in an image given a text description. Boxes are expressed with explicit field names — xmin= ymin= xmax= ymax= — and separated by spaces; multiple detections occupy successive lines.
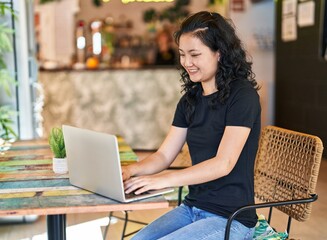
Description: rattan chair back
xmin=254 ymin=126 xmax=323 ymax=221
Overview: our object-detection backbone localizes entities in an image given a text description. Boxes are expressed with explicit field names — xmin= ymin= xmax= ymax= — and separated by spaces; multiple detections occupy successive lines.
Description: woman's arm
xmin=122 ymin=126 xmax=187 ymax=180
xmin=124 ymin=126 xmax=250 ymax=194
xmin=165 ymin=126 xmax=251 ymax=185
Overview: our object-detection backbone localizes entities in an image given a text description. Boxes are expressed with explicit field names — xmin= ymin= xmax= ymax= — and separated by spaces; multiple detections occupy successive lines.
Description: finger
xmin=134 ymin=186 xmax=149 ymax=195
xmin=124 ymin=180 xmax=146 ymax=194
xmin=124 ymin=175 xmax=155 ymax=193
xmin=124 ymin=182 xmax=138 ymax=193
xmin=124 ymin=177 xmax=137 ymax=189
xmin=125 ymin=184 xmax=144 ymax=194
xmin=124 ymin=176 xmax=145 ymax=188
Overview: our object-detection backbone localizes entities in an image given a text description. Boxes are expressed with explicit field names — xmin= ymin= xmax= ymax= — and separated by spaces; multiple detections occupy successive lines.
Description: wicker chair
xmin=224 ymin=125 xmax=324 ymax=240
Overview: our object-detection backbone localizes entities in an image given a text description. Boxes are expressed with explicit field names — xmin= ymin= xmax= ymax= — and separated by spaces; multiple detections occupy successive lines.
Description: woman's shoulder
xmin=230 ymin=79 xmax=258 ymax=94
xmin=228 ymin=79 xmax=260 ymax=102
xmin=176 ymin=93 xmax=189 ymax=108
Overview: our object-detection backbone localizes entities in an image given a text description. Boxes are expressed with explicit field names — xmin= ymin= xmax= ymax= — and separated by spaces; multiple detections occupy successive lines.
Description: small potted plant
xmin=49 ymin=127 xmax=68 ymax=174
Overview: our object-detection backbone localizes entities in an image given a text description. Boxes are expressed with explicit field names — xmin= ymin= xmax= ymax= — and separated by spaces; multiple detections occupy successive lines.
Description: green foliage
xmin=0 ymin=23 xmax=13 ymax=55
xmin=142 ymin=0 xmax=190 ymax=24
xmin=0 ymin=3 xmax=17 ymax=18
xmin=102 ymin=31 xmax=115 ymax=55
xmin=39 ymin=0 xmax=60 ymax=4
xmin=92 ymin=0 xmax=102 ymax=7
xmin=0 ymin=19 xmax=16 ymax=96
xmin=143 ymin=9 xmax=157 ymax=23
xmin=49 ymin=127 xmax=66 ymax=158
xmin=0 ymin=106 xmax=17 ymax=140
xmin=175 ymin=0 xmax=190 ymax=8
xmin=0 ymin=69 xmax=16 ymax=96
xmin=0 ymin=3 xmax=18 ymax=141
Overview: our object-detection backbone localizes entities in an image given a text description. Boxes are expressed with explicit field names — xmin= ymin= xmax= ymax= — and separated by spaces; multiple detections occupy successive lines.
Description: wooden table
xmin=0 ymin=139 xmax=169 ymax=240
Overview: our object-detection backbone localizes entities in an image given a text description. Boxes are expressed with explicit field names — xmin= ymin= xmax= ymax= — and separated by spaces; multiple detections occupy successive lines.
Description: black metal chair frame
xmin=224 ymin=194 xmax=318 ymax=240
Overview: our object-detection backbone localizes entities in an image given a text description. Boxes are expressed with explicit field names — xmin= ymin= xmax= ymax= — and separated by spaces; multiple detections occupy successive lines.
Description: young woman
xmin=122 ymin=11 xmax=261 ymax=240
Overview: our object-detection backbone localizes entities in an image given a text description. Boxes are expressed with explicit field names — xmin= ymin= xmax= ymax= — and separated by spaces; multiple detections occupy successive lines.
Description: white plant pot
xmin=52 ymin=157 xmax=68 ymax=174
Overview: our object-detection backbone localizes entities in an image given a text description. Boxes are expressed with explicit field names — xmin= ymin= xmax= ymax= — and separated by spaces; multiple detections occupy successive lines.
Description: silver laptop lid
xmin=62 ymin=125 xmax=126 ymax=202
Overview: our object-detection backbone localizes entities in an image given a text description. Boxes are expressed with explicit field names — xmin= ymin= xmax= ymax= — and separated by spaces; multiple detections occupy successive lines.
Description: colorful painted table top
xmin=0 ymin=138 xmax=168 ymax=216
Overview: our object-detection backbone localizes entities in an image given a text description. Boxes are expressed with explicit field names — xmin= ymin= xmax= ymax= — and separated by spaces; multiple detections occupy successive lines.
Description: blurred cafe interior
xmin=0 ymin=0 xmax=327 ymax=239
xmin=2 ymin=0 xmax=279 ymax=150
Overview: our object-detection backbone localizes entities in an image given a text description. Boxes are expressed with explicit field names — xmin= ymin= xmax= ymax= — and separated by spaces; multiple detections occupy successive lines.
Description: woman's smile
xmin=187 ymin=68 xmax=199 ymax=75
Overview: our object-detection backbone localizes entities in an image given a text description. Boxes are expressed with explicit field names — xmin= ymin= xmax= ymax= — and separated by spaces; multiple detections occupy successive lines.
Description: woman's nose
xmin=183 ymin=56 xmax=193 ymax=67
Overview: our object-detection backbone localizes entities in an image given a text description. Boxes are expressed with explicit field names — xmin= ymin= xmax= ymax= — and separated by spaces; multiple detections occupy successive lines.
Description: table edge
xmin=0 ymin=201 xmax=169 ymax=216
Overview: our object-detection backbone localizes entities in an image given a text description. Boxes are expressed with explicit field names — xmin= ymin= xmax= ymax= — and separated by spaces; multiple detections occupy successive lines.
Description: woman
xmin=123 ymin=11 xmax=261 ymax=240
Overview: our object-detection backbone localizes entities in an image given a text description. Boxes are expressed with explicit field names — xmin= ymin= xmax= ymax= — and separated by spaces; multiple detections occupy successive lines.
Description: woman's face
xmin=179 ymin=33 xmax=220 ymax=88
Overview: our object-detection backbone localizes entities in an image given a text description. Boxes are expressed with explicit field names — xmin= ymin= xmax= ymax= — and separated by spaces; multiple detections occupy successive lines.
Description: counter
xmin=39 ymin=68 xmax=182 ymax=149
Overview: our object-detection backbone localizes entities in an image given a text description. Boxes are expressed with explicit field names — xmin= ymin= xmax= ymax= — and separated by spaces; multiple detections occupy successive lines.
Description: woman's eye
xmin=191 ymin=54 xmax=200 ymax=57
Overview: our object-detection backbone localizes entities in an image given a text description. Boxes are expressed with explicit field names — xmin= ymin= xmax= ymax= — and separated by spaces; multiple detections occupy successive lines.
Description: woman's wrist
xmin=127 ymin=162 xmax=141 ymax=177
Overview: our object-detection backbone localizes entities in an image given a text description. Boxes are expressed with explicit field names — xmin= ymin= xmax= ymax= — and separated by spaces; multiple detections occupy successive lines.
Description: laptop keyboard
xmin=125 ymin=191 xmax=151 ymax=199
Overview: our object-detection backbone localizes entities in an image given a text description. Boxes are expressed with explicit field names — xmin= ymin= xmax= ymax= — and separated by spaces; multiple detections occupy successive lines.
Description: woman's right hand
xmin=121 ymin=126 xmax=187 ymax=182
xmin=121 ymin=165 xmax=133 ymax=181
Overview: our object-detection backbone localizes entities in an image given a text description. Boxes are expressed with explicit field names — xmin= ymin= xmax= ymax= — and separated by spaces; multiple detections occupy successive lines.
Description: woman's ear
xmin=217 ymin=52 xmax=221 ymax=62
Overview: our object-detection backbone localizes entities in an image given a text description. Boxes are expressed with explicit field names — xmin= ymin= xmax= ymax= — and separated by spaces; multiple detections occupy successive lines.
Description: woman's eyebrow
xmin=178 ymin=49 xmax=199 ymax=53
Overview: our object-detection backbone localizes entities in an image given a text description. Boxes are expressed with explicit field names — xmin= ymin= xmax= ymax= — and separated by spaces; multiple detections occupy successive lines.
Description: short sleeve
xmin=172 ymin=96 xmax=189 ymax=128
xmin=226 ymin=87 xmax=261 ymax=128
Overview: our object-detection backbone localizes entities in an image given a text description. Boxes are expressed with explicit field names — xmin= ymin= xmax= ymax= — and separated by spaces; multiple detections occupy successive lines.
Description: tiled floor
xmin=0 ymin=154 xmax=326 ymax=240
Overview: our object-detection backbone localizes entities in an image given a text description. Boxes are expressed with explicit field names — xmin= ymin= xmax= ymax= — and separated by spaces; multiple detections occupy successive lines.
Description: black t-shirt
xmin=172 ymin=80 xmax=261 ymax=228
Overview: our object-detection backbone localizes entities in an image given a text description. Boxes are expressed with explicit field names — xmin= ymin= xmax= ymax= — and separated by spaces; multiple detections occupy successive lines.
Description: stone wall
xmin=39 ymin=68 xmax=182 ymax=149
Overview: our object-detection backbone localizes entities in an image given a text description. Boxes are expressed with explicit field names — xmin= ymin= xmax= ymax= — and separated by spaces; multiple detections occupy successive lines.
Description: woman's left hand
xmin=124 ymin=174 xmax=169 ymax=195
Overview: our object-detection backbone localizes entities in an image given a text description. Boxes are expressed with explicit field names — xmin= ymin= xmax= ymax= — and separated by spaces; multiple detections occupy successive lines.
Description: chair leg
xmin=178 ymin=186 xmax=183 ymax=206
xmin=268 ymin=207 xmax=273 ymax=224
xmin=104 ymin=210 xmax=149 ymax=240
xmin=121 ymin=211 xmax=129 ymax=240
xmin=287 ymin=216 xmax=292 ymax=236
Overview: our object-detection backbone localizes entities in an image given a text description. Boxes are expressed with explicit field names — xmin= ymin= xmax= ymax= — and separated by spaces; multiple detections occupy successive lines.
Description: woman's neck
xmin=201 ymin=82 xmax=218 ymax=96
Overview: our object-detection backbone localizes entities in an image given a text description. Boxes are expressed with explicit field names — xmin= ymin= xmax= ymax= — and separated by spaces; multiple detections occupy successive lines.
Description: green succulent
xmin=49 ymin=127 xmax=66 ymax=158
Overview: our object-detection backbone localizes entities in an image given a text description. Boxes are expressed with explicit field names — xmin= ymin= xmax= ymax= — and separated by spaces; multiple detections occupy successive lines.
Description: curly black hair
xmin=174 ymin=11 xmax=259 ymax=109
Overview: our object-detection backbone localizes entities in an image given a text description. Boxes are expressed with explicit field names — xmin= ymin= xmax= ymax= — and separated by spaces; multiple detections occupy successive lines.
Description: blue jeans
xmin=132 ymin=204 xmax=255 ymax=240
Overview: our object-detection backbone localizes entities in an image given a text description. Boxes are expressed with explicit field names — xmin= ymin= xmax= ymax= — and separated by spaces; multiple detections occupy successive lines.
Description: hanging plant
xmin=143 ymin=0 xmax=190 ymax=24
xmin=143 ymin=9 xmax=157 ymax=23
xmin=93 ymin=0 xmax=102 ymax=7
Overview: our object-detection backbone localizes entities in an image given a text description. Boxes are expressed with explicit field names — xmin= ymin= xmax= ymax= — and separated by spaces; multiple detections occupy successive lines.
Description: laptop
xmin=62 ymin=125 xmax=174 ymax=203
